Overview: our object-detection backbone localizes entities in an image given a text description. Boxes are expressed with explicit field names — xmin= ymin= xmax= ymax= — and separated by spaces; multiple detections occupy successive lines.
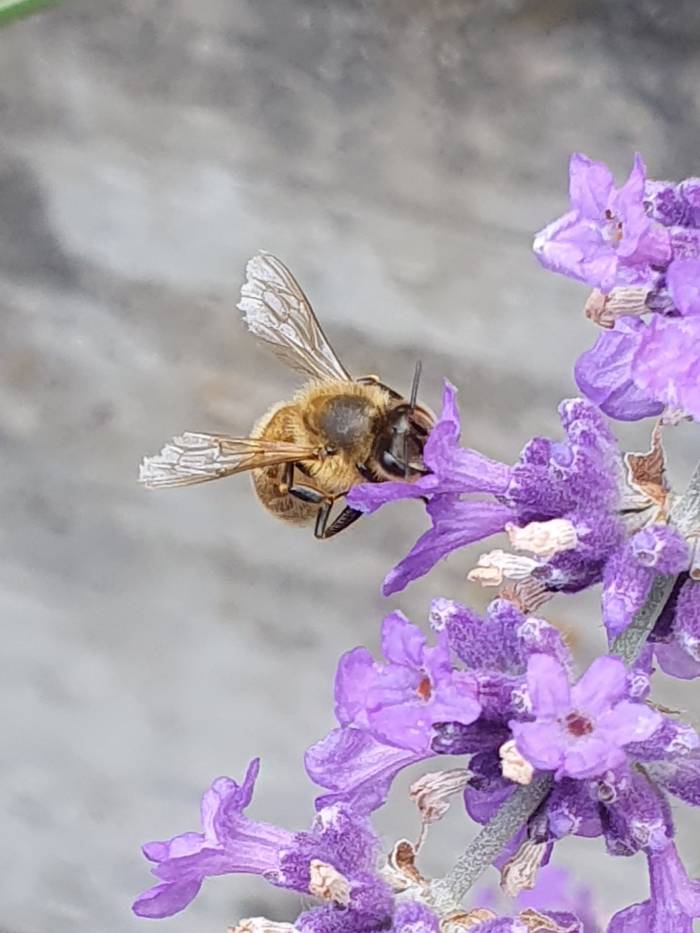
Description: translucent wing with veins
xmin=237 ymin=252 xmax=351 ymax=383
xmin=139 ymin=432 xmax=322 ymax=489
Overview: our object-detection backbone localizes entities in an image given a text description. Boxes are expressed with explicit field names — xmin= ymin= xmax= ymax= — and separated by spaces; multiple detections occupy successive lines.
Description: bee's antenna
xmin=409 ymin=359 xmax=422 ymax=410
xmin=404 ymin=359 xmax=423 ymax=478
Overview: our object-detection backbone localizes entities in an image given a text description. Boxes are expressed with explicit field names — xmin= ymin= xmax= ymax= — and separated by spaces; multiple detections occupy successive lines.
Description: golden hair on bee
xmin=139 ymin=252 xmax=434 ymax=539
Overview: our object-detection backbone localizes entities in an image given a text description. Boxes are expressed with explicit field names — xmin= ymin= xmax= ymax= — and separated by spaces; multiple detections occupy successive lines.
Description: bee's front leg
xmin=319 ymin=504 xmax=363 ymax=539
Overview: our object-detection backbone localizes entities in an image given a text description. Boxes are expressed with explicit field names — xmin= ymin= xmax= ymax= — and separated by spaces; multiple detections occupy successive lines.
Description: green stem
xmin=0 ymin=0 xmax=57 ymax=26
xmin=430 ymin=460 xmax=700 ymax=910
xmin=429 ymin=773 xmax=553 ymax=911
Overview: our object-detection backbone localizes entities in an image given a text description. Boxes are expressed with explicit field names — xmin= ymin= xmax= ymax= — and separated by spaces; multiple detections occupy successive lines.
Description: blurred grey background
xmin=1 ymin=1 xmax=700 ymax=930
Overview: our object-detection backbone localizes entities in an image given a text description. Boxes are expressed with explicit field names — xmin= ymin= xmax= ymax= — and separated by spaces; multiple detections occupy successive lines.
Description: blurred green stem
xmin=0 ymin=0 xmax=57 ymax=26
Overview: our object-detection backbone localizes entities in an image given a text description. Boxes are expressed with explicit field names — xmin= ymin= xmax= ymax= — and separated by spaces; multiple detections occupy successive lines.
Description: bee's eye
xmin=380 ymin=449 xmax=404 ymax=476
xmin=392 ymin=414 xmax=409 ymax=435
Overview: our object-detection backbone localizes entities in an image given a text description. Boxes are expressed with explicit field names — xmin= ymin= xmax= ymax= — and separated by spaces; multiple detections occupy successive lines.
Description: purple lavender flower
xmin=631 ymin=260 xmax=700 ymax=419
xmin=306 ymin=609 xmax=481 ymax=813
xmin=607 ymin=842 xmax=700 ymax=932
xmin=602 ymin=525 xmax=689 ymax=639
xmin=651 ymin=577 xmax=700 ymax=679
xmin=335 ymin=611 xmax=481 ymax=754
xmin=597 ymin=767 xmax=673 ymax=857
xmin=510 ymin=655 xmax=661 ymax=780
xmin=305 ymin=727 xmax=425 ymax=815
xmin=349 ymin=384 xmax=628 ymax=595
xmin=533 ymin=153 xmax=670 ymax=292
xmin=388 ymin=902 xmax=440 ymax=932
xmin=535 ymin=151 xmax=700 ymax=421
xmin=308 ymin=598 xmax=572 ymax=817
xmin=573 ymin=319 xmax=664 ymax=421
xmin=133 ymin=759 xmax=283 ymax=918
xmin=133 ymin=759 xmax=387 ymax=922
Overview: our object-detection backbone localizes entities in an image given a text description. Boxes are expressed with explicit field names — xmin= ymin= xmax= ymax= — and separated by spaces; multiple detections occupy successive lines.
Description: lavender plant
xmin=133 ymin=153 xmax=700 ymax=932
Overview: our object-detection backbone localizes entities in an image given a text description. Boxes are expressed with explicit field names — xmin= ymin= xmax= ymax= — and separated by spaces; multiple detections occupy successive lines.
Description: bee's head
xmin=373 ymin=362 xmax=435 ymax=480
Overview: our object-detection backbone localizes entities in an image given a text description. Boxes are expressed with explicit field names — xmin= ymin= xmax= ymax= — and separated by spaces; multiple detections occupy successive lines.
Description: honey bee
xmin=139 ymin=252 xmax=435 ymax=539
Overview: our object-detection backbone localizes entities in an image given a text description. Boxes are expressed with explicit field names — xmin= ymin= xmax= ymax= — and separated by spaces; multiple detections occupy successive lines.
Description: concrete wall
xmin=1 ymin=2 xmax=699 ymax=930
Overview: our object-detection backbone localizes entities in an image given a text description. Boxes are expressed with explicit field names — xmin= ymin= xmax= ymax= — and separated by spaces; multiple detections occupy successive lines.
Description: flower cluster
xmin=133 ymin=758 xmax=417 ymax=931
xmin=133 ymin=152 xmax=700 ymax=933
xmin=534 ymin=153 xmax=700 ymax=421
xmin=132 ymin=753 xmax=582 ymax=932
xmin=347 ymin=383 xmax=693 ymax=645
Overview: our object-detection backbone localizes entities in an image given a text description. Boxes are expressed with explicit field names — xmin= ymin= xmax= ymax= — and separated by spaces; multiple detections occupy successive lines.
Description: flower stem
xmin=609 ymin=574 xmax=677 ymax=665
xmin=430 ymin=460 xmax=700 ymax=909
xmin=612 ymin=460 xmax=700 ymax=663
xmin=429 ymin=772 xmax=553 ymax=912
xmin=0 ymin=0 xmax=57 ymax=26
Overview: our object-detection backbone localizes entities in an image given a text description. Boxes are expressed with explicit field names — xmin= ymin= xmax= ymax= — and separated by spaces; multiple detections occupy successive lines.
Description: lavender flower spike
xmin=511 ymin=655 xmax=661 ymax=780
xmin=350 ymin=383 xmax=628 ymax=596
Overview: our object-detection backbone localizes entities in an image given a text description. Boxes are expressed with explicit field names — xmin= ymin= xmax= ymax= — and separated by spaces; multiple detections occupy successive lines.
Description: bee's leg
xmin=319 ymin=504 xmax=364 ymax=539
xmin=314 ymin=499 xmax=334 ymax=538
xmin=280 ymin=466 xmax=334 ymax=533
xmin=281 ymin=463 xmax=328 ymax=504
xmin=279 ymin=462 xmax=295 ymax=494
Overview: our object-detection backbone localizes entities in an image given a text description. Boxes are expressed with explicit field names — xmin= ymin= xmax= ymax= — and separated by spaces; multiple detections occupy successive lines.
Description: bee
xmin=139 ymin=252 xmax=435 ymax=539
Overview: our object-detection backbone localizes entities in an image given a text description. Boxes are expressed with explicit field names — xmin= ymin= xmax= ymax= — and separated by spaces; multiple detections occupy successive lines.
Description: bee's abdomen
xmin=250 ymin=402 xmax=318 ymax=526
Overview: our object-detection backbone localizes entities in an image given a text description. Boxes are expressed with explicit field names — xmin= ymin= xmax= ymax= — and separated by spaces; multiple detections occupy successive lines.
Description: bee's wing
xmin=237 ymin=252 xmax=351 ymax=383
xmin=139 ymin=432 xmax=321 ymax=489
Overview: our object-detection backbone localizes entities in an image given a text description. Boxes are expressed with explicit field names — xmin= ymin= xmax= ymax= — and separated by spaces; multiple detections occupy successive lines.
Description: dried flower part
xmin=308 ymin=859 xmax=351 ymax=906
xmin=585 ymin=286 xmax=650 ymax=327
xmin=468 ymin=549 xmax=540 ymax=586
xmin=410 ymin=769 xmax=472 ymax=825
xmin=500 ymin=838 xmax=550 ymax=897
xmin=387 ymin=839 xmax=426 ymax=887
xmin=518 ymin=907 xmax=582 ymax=932
xmin=585 ymin=288 xmax=614 ymax=328
xmin=500 ymin=577 xmax=553 ymax=614
xmin=499 ymin=739 xmax=535 ymax=785
xmin=439 ymin=908 xmax=498 ymax=930
xmin=229 ymin=920 xmax=297 ymax=933
xmin=623 ymin=423 xmax=670 ymax=516
xmin=507 ymin=519 xmax=579 ymax=558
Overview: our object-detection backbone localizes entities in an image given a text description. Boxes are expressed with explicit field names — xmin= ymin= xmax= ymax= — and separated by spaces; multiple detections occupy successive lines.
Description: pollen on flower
xmin=308 ymin=859 xmax=351 ymax=907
